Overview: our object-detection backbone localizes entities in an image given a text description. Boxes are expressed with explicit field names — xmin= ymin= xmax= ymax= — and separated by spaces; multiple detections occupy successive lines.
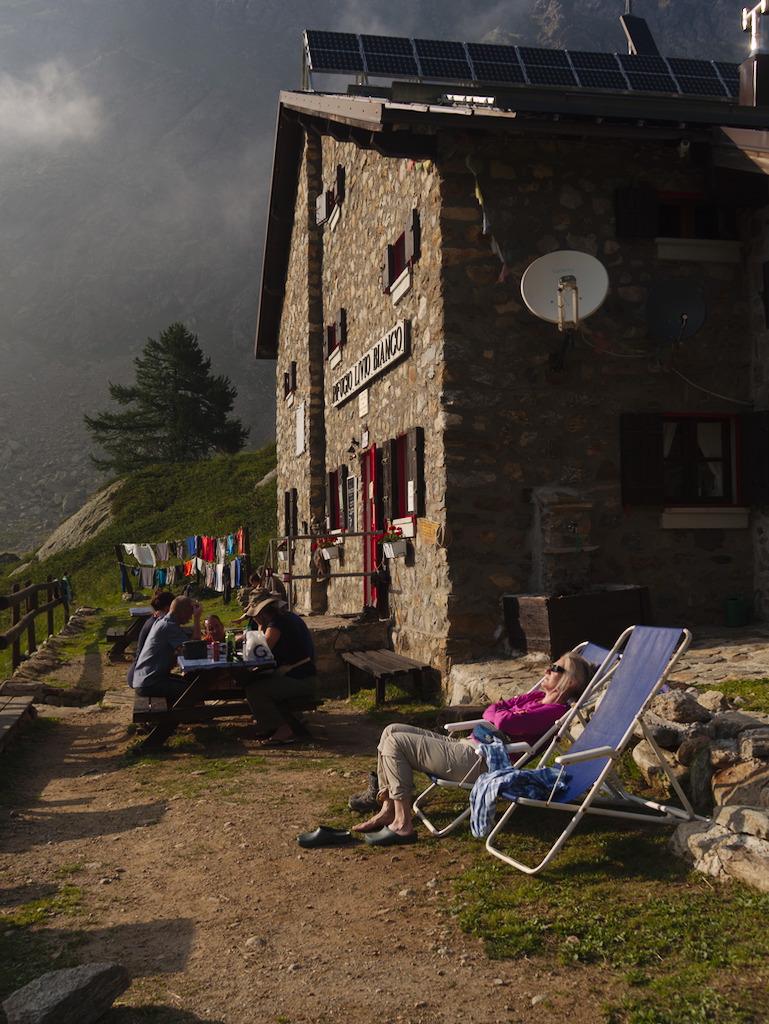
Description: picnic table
xmin=132 ymin=655 xmax=276 ymax=750
xmin=107 ymin=606 xmax=153 ymax=661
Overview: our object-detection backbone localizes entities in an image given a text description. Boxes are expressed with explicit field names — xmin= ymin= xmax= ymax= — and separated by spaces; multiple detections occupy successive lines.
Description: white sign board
xmin=331 ymin=320 xmax=410 ymax=407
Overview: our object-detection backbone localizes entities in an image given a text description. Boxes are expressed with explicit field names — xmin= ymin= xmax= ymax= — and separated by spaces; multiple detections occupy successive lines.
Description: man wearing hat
xmin=243 ymin=589 xmax=318 ymax=745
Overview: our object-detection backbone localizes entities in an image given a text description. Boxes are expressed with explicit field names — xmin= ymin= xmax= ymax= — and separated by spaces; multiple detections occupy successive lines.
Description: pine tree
xmin=84 ymin=323 xmax=249 ymax=473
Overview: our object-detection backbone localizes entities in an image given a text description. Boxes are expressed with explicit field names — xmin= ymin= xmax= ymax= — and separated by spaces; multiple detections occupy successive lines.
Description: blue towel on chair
xmin=470 ymin=738 xmax=568 ymax=838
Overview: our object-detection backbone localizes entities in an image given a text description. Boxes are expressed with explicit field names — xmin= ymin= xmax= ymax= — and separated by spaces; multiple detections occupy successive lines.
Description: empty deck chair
xmin=412 ymin=640 xmax=620 ymax=838
xmin=481 ymin=624 xmax=699 ymax=875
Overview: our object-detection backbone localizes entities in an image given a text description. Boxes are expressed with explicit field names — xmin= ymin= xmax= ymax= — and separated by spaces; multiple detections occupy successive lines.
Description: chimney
xmin=741 ymin=1 xmax=769 ymax=105
xmin=620 ymin=14 xmax=660 ymax=56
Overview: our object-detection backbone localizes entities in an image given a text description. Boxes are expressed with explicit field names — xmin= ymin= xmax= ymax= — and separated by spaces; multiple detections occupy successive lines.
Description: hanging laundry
xmin=186 ymin=536 xmax=198 ymax=558
xmin=155 ymin=542 xmax=170 ymax=561
xmin=183 ymin=560 xmax=194 ymax=577
xmin=214 ymin=563 xmax=224 ymax=592
xmin=216 ymin=537 xmax=226 ymax=561
xmin=236 ymin=527 xmax=246 ymax=555
xmin=201 ymin=536 xmax=215 ymax=562
xmin=226 ymin=534 xmax=236 ymax=555
xmin=139 ymin=566 xmax=155 ymax=588
xmin=120 ymin=563 xmax=131 ymax=593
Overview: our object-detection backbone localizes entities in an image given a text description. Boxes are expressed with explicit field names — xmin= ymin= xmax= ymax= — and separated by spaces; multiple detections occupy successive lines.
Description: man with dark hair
xmin=130 ymin=596 xmax=202 ymax=701
xmin=126 ymin=590 xmax=175 ymax=688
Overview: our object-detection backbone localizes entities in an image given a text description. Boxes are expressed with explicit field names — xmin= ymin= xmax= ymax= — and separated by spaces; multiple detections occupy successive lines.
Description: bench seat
xmin=340 ymin=648 xmax=431 ymax=704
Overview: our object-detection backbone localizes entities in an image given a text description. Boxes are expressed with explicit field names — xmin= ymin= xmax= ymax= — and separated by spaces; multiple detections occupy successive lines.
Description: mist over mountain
xmin=0 ymin=0 xmax=747 ymax=552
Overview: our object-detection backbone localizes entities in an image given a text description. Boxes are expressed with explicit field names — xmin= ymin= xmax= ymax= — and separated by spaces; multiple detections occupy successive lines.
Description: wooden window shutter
xmin=740 ymin=411 xmax=769 ymax=504
xmin=289 ymin=489 xmax=298 ymax=536
xmin=614 ymin=185 xmax=659 ymax=237
xmin=336 ymin=308 xmax=346 ymax=347
xmin=620 ymin=412 xmax=664 ymax=505
xmin=315 ymin=191 xmax=329 ymax=225
xmin=405 ymin=426 xmax=425 ymax=515
xmin=325 ymin=472 xmax=335 ymax=529
xmin=382 ymin=244 xmax=395 ymax=293
xmin=405 ymin=209 xmax=421 ymax=265
xmin=381 ymin=438 xmax=397 ymax=522
xmin=290 ymin=361 xmax=297 ymax=390
xmin=283 ymin=491 xmax=291 ymax=537
xmin=337 ymin=464 xmax=348 ymax=527
xmin=335 ymin=165 xmax=345 ymax=204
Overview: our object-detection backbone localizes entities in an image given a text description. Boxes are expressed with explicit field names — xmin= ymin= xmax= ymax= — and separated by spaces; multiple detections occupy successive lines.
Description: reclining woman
xmin=352 ymin=651 xmax=593 ymax=846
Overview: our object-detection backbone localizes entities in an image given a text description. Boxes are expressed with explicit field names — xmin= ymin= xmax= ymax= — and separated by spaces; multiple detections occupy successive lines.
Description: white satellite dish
xmin=521 ymin=250 xmax=609 ymax=330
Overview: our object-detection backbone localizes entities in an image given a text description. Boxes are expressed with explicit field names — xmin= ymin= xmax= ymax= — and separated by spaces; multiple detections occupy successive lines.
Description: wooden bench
xmin=0 ymin=694 xmax=37 ymax=754
xmin=106 ymin=627 xmax=130 ymax=662
xmin=340 ymin=649 xmax=432 ymax=704
xmin=132 ymin=691 xmax=323 ymax=750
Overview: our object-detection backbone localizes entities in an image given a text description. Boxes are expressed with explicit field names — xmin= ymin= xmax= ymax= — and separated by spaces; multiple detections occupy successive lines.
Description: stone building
xmin=255 ymin=25 xmax=769 ymax=682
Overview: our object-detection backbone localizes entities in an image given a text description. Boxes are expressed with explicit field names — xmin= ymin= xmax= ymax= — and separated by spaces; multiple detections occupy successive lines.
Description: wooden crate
xmin=503 ymin=586 xmax=652 ymax=658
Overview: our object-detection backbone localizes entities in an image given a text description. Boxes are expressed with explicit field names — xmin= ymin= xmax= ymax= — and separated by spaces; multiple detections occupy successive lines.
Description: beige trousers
xmin=376 ymin=723 xmax=485 ymax=802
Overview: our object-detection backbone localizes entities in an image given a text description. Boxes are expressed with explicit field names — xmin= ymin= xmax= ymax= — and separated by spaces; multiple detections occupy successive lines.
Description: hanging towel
xmin=139 ymin=566 xmax=155 ymax=588
xmin=201 ymin=536 xmax=215 ymax=562
xmin=469 ymin=738 xmax=568 ymax=838
xmin=214 ymin=563 xmax=224 ymax=592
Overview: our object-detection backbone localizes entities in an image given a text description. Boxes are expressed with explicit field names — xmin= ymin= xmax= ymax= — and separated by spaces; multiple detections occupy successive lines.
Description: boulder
xmin=712 ymin=759 xmax=769 ymax=808
xmin=696 ymin=690 xmax=732 ymax=713
xmin=2 ymin=962 xmax=130 ymax=1024
xmin=650 ymin=690 xmax=711 ymax=724
xmin=740 ymin=729 xmax=769 ymax=761
xmin=670 ymin=807 xmax=769 ymax=893
xmin=448 ymin=656 xmax=543 ymax=706
xmin=707 ymin=710 xmax=769 ymax=741
xmin=636 ymin=710 xmax=706 ymax=749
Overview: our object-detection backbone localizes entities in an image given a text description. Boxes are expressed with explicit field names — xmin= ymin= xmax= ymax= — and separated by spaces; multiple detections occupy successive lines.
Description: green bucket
xmin=724 ymin=593 xmax=750 ymax=628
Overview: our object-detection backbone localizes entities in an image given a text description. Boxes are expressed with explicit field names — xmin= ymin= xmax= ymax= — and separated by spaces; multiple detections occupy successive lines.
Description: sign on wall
xmin=346 ymin=476 xmax=357 ymax=532
xmin=295 ymin=401 xmax=305 ymax=456
xmin=331 ymin=320 xmax=410 ymax=408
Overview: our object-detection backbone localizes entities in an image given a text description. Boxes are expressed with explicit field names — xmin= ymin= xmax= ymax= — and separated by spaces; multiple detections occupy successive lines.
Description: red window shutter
xmin=620 ymin=413 xmax=664 ymax=505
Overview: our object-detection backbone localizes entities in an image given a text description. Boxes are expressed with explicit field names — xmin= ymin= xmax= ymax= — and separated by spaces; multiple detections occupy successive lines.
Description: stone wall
xmin=436 ymin=131 xmax=753 ymax=662
xmin=273 ymin=118 xmax=759 ymax=684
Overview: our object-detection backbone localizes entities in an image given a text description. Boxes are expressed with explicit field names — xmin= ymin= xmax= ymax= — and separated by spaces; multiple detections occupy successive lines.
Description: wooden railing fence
xmin=0 ymin=578 xmax=70 ymax=672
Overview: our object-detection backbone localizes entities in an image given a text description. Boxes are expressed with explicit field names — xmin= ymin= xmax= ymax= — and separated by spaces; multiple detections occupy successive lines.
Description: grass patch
xmin=714 ymin=678 xmax=769 ymax=714
xmin=450 ymin=810 xmax=769 ymax=1023
xmin=0 ymin=884 xmax=86 ymax=1002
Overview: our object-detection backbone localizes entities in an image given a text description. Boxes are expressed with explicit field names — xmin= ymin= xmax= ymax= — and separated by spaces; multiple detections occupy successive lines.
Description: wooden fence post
xmin=25 ymin=579 xmax=38 ymax=659
xmin=11 ymin=582 xmax=20 ymax=671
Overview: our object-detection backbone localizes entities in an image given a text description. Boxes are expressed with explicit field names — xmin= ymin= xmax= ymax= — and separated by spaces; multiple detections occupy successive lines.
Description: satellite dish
xmin=521 ymin=250 xmax=609 ymax=330
xmin=645 ymin=279 xmax=706 ymax=342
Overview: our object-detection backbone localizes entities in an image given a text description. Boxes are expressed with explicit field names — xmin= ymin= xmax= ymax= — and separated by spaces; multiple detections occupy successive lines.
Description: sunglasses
xmin=548 ymin=663 xmax=566 ymax=674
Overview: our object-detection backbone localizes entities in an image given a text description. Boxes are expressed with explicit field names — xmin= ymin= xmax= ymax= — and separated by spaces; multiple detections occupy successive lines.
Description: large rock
xmin=448 ymin=655 xmax=547 ymax=705
xmin=670 ymin=806 xmax=769 ymax=893
xmin=2 ymin=962 xmax=130 ymax=1024
xmin=707 ymin=710 xmax=769 ymax=741
xmin=35 ymin=482 xmax=122 ymax=560
xmin=650 ymin=690 xmax=711 ymax=724
xmin=712 ymin=759 xmax=769 ymax=808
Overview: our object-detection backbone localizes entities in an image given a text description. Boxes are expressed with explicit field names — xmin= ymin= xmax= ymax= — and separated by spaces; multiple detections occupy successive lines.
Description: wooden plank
xmin=0 ymin=696 xmax=35 ymax=753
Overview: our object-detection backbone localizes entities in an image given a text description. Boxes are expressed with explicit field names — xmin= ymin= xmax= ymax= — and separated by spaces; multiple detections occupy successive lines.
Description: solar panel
xmin=366 ymin=53 xmax=419 ymax=75
xmin=677 ymin=75 xmax=728 ymax=97
xmin=302 ymin=28 xmax=739 ymax=100
xmin=361 ymin=34 xmax=413 ymax=55
xmin=419 ymin=57 xmax=473 ymax=80
xmin=305 ymin=30 xmax=360 ymax=52
xmin=625 ymin=71 xmax=679 ymax=93
xmin=618 ymin=53 xmax=669 ymax=73
xmin=310 ymin=48 xmax=365 ymax=73
xmin=414 ymin=38 xmax=466 ymax=59
xmin=526 ymin=65 xmax=579 ymax=87
xmin=470 ymin=60 xmax=526 ymax=84
xmin=575 ymin=68 xmax=628 ymax=90
xmin=519 ymin=47 xmax=571 ymax=67
xmin=569 ymin=51 xmax=622 ymax=70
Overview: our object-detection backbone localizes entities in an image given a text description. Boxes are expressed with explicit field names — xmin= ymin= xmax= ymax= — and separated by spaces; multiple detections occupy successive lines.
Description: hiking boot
xmin=348 ymin=771 xmax=380 ymax=813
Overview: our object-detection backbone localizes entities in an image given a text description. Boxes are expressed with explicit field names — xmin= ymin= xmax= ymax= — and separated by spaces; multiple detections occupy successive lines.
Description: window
xmin=325 ymin=465 xmax=348 ymax=531
xmin=614 ymin=186 xmax=737 ymax=240
xmin=315 ymin=165 xmax=345 ymax=225
xmin=620 ymin=412 xmax=769 ymax=508
xmin=283 ymin=361 xmax=297 ymax=400
xmin=381 ymin=426 xmax=425 ymax=520
xmin=382 ymin=210 xmax=421 ymax=294
xmin=325 ymin=309 xmax=346 ymax=359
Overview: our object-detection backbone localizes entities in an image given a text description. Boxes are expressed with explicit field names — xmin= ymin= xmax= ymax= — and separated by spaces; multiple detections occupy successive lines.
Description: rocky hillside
xmin=0 ymin=0 xmax=749 ymax=554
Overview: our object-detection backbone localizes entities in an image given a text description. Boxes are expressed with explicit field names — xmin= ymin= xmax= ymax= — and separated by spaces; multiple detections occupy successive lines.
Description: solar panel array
xmin=304 ymin=29 xmax=739 ymax=99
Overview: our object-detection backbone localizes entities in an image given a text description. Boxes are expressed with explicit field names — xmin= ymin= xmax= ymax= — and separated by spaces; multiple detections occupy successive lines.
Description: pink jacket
xmin=482 ymin=690 xmax=569 ymax=745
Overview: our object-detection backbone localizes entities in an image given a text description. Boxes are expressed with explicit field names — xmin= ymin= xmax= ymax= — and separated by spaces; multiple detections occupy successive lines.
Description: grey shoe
xmin=348 ymin=771 xmax=380 ymax=813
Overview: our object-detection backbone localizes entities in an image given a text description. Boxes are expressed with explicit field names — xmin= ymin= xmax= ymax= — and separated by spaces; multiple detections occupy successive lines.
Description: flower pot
xmin=321 ymin=544 xmax=341 ymax=560
xmin=278 ymin=550 xmax=288 ymax=561
xmin=383 ymin=539 xmax=407 ymax=558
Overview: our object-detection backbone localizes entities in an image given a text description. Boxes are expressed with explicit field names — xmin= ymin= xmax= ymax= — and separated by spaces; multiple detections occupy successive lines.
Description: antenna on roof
xmin=620 ymin=12 xmax=660 ymax=56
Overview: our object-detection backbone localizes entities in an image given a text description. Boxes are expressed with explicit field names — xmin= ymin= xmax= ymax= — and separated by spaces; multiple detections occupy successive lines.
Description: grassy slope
xmin=0 ymin=442 xmax=277 ymax=670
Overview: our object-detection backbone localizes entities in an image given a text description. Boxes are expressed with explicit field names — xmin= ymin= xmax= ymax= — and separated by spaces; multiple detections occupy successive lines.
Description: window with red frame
xmin=382 ymin=210 xmax=421 ymax=294
xmin=325 ymin=309 xmax=346 ymax=359
xmin=283 ymin=361 xmax=297 ymax=399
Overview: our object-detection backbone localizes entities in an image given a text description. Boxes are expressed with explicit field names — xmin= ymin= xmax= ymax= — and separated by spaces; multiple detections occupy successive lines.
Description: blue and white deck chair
xmin=412 ymin=640 xmax=620 ymax=838
xmin=483 ymin=624 xmax=700 ymax=875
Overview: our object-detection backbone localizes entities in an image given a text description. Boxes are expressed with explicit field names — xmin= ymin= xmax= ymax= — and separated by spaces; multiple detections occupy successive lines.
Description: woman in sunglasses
xmin=351 ymin=651 xmax=593 ymax=846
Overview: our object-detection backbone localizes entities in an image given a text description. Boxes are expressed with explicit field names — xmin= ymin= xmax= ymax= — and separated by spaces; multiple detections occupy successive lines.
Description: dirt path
xmin=0 ymin=649 xmax=614 ymax=1024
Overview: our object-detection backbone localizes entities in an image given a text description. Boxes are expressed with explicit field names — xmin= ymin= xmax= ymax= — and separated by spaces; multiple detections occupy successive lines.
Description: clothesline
xmin=122 ymin=528 xmax=247 ymax=567
xmin=119 ymin=556 xmax=246 ymax=596
xmin=116 ymin=526 xmax=250 ymax=597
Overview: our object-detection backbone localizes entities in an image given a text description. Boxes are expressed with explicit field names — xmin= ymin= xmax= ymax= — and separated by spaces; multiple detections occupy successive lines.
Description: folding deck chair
xmin=482 ymin=624 xmax=701 ymax=875
xmin=412 ymin=640 xmax=620 ymax=838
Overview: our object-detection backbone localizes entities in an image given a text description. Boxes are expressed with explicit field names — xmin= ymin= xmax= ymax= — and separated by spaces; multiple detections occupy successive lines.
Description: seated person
xmin=126 ymin=589 xmax=174 ymax=688
xmin=203 ymin=614 xmax=226 ymax=644
xmin=231 ymin=568 xmax=287 ymax=627
xmin=242 ymin=589 xmax=318 ymax=746
xmin=130 ymin=596 xmax=203 ymax=702
xmin=350 ymin=651 xmax=593 ymax=846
